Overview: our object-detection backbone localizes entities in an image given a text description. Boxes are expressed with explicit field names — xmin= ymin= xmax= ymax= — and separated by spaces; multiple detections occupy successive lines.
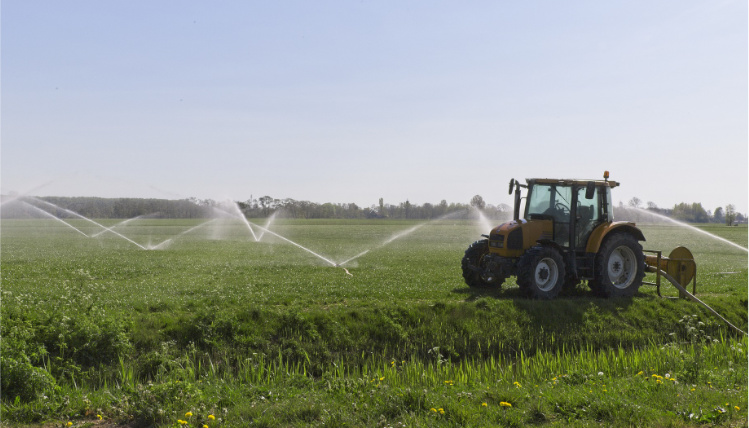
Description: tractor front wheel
xmin=462 ymin=239 xmax=503 ymax=288
xmin=590 ymin=233 xmax=645 ymax=298
xmin=517 ymin=246 xmax=566 ymax=299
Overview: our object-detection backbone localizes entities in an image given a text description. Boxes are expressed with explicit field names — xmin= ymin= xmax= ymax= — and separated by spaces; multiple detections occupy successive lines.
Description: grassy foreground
xmin=1 ymin=219 xmax=747 ymax=427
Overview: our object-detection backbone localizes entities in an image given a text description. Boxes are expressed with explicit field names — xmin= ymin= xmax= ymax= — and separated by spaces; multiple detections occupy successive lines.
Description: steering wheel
xmin=555 ymin=202 xmax=569 ymax=216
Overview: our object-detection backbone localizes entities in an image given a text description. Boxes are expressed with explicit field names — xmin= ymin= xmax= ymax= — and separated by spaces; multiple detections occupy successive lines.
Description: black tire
xmin=589 ymin=233 xmax=645 ymax=298
xmin=516 ymin=246 xmax=566 ymax=299
xmin=462 ymin=239 xmax=502 ymax=288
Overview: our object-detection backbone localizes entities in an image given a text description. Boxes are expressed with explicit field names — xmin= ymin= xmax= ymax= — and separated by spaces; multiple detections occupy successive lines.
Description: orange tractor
xmin=463 ymin=172 xmax=652 ymax=299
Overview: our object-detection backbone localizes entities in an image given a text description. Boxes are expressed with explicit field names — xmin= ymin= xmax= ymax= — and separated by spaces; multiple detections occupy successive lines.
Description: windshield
xmin=526 ymin=184 xmax=572 ymax=221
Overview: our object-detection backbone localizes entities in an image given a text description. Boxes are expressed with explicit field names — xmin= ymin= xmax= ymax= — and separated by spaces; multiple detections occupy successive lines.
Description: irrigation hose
xmin=656 ymin=268 xmax=747 ymax=336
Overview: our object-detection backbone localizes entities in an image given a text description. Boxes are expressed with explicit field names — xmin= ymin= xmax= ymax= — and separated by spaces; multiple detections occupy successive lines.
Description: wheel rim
xmin=534 ymin=257 xmax=559 ymax=292
xmin=608 ymin=245 xmax=636 ymax=289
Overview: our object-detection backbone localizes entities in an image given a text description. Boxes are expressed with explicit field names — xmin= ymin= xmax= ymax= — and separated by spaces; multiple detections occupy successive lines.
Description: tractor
xmin=462 ymin=172 xmax=647 ymax=299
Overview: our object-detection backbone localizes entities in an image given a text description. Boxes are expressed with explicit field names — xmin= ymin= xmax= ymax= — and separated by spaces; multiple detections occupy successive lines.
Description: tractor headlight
xmin=489 ymin=235 xmax=504 ymax=248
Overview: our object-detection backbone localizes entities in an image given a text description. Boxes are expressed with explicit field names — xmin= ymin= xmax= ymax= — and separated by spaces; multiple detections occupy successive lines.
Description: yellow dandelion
xmin=500 ymin=401 xmax=512 ymax=407
xmin=185 ymin=411 xmax=193 ymax=418
xmin=177 ymin=421 xmax=186 ymax=425
xmin=438 ymin=408 xmax=445 ymax=414
xmin=97 ymin=415 xmax=102 ymax=421
xmin=513 ymin=381 xmax=522 ymax=388
xmin=208 ymin=415 xmax=216 ymax=420
xmin=430 ymin=408 xmax=437 ymax=413
xmin=66 ymin=423 xmax=72 ymax=427
xmin=204 ymin=425 xmax=209 ymax=428
xmin=482 ymin=402 xmax=488 ymax=407
xmin=636 ymin=371 xmax=643 ymax=376
xmin=735 ymin=406 xmax=741 ymax=411
xmin=656 ymin=379 xmax=662 ymax=384
xmin=379 ymin=377 xmax=385 ymax=381
xmin=690 ymin=388 xmax=696 ymax=391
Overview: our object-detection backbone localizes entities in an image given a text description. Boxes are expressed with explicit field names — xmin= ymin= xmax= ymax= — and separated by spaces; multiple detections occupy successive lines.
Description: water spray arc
xmin=475 ymin=209 xmax=493 ymax=236
xmin=19 ymin=201 xmax=89 ymax=237
xmin=256 ymin=212 xmax=278 ymax=242
xmin=150 ymin=219 xmax=219 ymax=250
xmin=230 ymin=202 xmax=259 ymax=242
xmin=210 ymin=203 xmax=347 ymax=272
xmin=338 ymin=211 xmax=463 ymax=267
xmin=337 ymin=223 xmax=428 ymax=267
xmin=246 ymin=220 xmax=340 ymax=268
xmin=632 ymin=208 xmax=748 ymax=253
xmin=27 ymin=197 xmax=148 ymax=250
xmin=90 ymin=213 xmax=157 ymax=238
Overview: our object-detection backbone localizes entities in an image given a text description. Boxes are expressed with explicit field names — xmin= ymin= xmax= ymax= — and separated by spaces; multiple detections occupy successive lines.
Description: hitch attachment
xmin=643 ymin=246 xmax=696 ymax=298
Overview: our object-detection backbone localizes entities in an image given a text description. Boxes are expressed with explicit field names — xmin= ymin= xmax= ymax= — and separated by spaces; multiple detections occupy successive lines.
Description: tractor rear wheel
xmin=517 ymin=246 xmax=566 ymax=299
xmin=590 ymin=233 xmax=645 ymax=298
xmin=462 ymin=239 xmax=502 ymax=288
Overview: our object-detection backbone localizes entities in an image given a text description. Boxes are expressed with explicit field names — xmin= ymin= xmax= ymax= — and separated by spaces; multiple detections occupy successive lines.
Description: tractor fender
xmin=536 ymin=239 xmax=566 ymax=254
xmin=585 ymin=222 xmax=646 ymax=254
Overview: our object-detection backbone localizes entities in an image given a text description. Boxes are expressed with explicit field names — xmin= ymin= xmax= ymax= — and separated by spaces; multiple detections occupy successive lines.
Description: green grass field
xmin=1 ymin=218 xmax=747 ymax=427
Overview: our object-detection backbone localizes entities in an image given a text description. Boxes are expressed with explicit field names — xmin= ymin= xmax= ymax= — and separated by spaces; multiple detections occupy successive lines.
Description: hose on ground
xmin=656 ymin=268 xmax=747 ymax=336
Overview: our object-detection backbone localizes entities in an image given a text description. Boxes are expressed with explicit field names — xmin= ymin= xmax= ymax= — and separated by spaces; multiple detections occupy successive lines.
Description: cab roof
xmin=527 ymin=178 xmax=620 ymax=188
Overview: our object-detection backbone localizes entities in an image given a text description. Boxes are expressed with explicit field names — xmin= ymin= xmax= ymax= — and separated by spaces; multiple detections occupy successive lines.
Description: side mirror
xmin=508 ymin=179 xmax=515 ymax=195
xmin=585 ymin=181 xmax=595 ymax=199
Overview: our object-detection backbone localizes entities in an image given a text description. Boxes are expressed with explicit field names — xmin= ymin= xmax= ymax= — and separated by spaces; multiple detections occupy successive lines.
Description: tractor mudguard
xmin=585 ymin=222 xmax=646 ymax=254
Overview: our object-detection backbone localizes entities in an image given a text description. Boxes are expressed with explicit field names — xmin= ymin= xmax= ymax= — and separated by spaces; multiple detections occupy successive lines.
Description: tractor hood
xmin=487 ymin=218 xmax=553 ymax=258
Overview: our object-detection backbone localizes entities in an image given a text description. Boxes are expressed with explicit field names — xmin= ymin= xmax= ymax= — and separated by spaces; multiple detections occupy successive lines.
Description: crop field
xmin=1 ymin=218 xmax=747 ymax=427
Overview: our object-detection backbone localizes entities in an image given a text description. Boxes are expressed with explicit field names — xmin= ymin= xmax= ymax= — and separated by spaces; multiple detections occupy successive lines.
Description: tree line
xmin=1 ymin=195 xmax=510 ymax=220
xmin=624 ymin=197 xmax=746 ymax=225
xmin=2 ymin=194 xmax=744 ymax=224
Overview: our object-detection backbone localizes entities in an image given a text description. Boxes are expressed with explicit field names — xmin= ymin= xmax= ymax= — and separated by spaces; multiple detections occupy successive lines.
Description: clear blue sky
xmin=2 ymin=1 xmax=747 ymax=213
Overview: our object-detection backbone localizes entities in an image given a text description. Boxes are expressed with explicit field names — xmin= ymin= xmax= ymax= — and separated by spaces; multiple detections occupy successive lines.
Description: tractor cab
xmin=518 ymin=177 xmax=616 ymax=251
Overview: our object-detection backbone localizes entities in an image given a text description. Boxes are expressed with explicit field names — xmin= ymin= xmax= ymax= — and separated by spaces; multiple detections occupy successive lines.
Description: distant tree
xmin=422 ymin=202 xmax=434 ymax=219
xmin=258 ymin=196 xmax=274 ymax=216
xmin=470 ymin=195 xmax=486 ymax=210
xmin=647 ymin=201 xmax=658 ymax=210
xmin=628 ymin=197 xmax=642 ymax=209
xmin=672 ymin=202 xmax=709 ymax=223
xmin=725 ymin=204 xmax=736 ymax=226
xmin=379 ymin=197 xmax=384 ymax=215
xmin=437 ymin=200 xmax=448 ymax=217
xmin=713 ymin=207 xmax=724 ymax=224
